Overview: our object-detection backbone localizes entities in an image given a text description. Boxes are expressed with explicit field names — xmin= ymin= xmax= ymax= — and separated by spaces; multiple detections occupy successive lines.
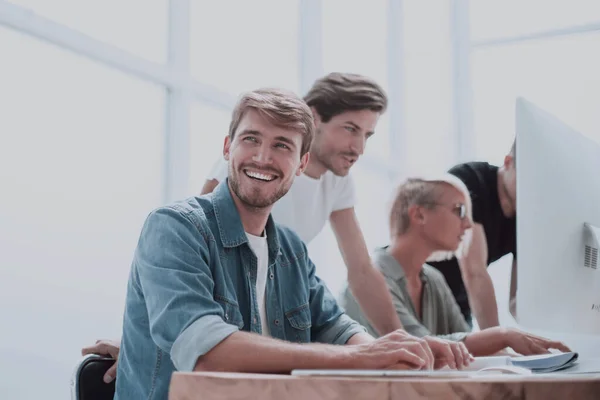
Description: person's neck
xmin=497 ymin=168 xmax=515 ymax=218
xmin=303 ymin=147 xmax=328 ymax=179
xmin=228 ymin=184 xmax=270 ymax=236
xmin=387 ymin=234 xmax=431 ymax=286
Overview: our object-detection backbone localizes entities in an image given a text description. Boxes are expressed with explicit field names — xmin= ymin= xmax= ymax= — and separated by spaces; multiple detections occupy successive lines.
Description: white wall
xmin=0 ymin=27 xmax=164 ymax=398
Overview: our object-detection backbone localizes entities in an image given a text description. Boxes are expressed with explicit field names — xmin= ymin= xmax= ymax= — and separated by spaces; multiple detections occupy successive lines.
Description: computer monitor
xmin=516 ymin=97 xmax=600 ymax=336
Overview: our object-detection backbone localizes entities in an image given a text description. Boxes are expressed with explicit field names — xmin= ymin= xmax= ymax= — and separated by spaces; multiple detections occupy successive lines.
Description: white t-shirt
xmin=245 ymin=231 xmax=271 ymax=337
xmin=208 ymin=157 xmax=356 ymax=243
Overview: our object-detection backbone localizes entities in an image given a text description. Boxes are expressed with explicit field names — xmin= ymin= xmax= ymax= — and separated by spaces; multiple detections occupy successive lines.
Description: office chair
xmin=71 ymin=354 xmax=116 ymax=400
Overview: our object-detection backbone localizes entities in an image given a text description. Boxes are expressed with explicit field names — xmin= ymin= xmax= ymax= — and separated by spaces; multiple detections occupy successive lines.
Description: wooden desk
xmin=169 ymin=371 xmax=600 ymax=400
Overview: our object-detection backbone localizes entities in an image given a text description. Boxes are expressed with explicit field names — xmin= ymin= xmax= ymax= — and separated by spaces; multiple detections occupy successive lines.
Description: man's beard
xmin=229 ymin=164 xmax=290 ymax=209
xmin=312 ymin=147 xmax=356 ymax=177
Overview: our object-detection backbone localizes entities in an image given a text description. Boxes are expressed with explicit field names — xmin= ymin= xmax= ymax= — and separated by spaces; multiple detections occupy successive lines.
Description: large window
xmin=471 ymin=31 xmax=600 ymax=164
xmin=402 ymin=0 xmax=455 ymax=176
xmin=9 ymin=0 xmax=169 ymax=62
xmin=469 ymin=0 xmax=600 ymax=43
xmin=188 ymin=103 xmax=232 ymax=194
xmin=322 ymin=0 xmax=391 ymax=163
xmin=0 ymin=28 xmax=164 ymax=399
xmin=190 ymin=0 xmax=300 ymax=97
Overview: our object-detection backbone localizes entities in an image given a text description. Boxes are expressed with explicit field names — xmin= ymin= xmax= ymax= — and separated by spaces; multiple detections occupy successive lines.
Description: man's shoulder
xmin=146 ymin=195 xmax=215 ymax=234
xmin=448 ymin=162 xmax=497 ymax=187
xmin=318 ymin=170 xmax=354 ymax=191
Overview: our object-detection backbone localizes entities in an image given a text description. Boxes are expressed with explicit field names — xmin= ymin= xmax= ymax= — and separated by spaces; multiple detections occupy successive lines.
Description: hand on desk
xmin=423 ymin=336 xmax=474 ymax=370
xmin=81 ymin=339 xmax=120 ymax=383
xmin=506 ymin=328 xmax=571 ymax=355
xmin=350 ymin=330 xmax=434 ymax=370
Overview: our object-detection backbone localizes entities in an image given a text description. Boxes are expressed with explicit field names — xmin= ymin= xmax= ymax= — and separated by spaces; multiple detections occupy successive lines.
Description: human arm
xmin=457 ymin=223 xmax=500 ymax=329
xmin=329 ymin=208 xmax=403 ymax=335
xmin=199 ymin=156 xmax=227 ymax=195
xmin=463 ymin=327 xmax=571 ymax=357
xmin=194 ymin=330 xmax=431 ymax=373
xmin=200 ymin=179 xmax=219 ymax=195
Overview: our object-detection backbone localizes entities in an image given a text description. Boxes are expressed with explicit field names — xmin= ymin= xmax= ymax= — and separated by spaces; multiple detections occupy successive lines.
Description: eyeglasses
xmin=425 ymin=202 xmax=467 ymax=220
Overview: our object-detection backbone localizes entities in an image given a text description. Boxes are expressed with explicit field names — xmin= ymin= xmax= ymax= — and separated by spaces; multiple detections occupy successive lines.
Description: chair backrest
xmin=71 ymin=355 xmax=116 ymax=400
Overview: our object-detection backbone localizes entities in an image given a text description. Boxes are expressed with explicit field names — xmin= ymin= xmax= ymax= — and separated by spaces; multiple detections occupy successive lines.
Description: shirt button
xmin=269 ymin=273 xmax=274 ymax=280
xmin=274 ymin=319 xmax=280 ymax=325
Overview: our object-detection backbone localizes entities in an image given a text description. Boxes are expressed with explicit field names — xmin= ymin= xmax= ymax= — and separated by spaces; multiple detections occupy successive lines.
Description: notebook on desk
xmin=291 ymin=352 xmax=580 ymax=378
xmin=454 ymin=352 xmax=579 ymax=374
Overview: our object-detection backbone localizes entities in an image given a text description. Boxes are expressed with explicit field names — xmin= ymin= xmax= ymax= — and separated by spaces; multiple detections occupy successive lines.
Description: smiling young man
xmin=113 ymin=88 xmax=435 ymax=400
xmin=201 ymin=73 xmax=404 ymax=337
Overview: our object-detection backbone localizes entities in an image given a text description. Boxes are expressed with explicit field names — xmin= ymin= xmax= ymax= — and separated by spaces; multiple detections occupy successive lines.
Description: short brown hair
xmin=229 ymin=88 xmax=314 ymax=156
xmin=303 ymin=72 xmax=388 ymax=123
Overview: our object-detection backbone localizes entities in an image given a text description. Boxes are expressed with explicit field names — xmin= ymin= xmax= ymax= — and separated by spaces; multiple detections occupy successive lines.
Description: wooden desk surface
xmin=169 ymin=371 xmax=600 ymax=400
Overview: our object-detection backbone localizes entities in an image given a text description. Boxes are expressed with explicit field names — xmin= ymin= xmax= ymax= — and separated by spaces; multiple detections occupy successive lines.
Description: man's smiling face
xmin=224 ymin=109 xmax=308 ymax=209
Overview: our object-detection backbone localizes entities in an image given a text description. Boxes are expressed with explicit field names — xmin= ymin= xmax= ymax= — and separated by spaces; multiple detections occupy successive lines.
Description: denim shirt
xmin=115 ymin=180 xmax=364 ymax=400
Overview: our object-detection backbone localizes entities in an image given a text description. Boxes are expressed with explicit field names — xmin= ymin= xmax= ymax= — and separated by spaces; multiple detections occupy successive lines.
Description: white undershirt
xmin=245 ymin=231 xmax=271 ymax=337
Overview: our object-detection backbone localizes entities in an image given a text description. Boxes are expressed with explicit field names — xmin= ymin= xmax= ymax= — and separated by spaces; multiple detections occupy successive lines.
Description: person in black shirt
xmin=428 ymin=141 xmax=517 ymax=329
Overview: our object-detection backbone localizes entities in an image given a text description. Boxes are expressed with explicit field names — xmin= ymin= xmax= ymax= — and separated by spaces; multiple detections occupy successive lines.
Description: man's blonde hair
xmin=389 ymin=174 xmax=473 ymax=262
xmin=228 ymin=88 xmax=315 ymax=156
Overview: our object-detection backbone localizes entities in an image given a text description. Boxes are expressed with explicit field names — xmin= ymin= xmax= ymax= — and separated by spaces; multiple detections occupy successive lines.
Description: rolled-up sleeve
xmin=305 ymin=252 xmax=366 ymax=344
xmin=171 ymin=315 xmax=238 ymax=371
xmin=314 ymin=312 xmax=366 ymax=345
xmin=134 ymin=206 xmax=238 ymax=371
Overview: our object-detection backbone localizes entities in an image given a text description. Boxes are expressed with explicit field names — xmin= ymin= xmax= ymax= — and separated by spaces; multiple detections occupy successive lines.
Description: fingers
xmin=528 ymin=336 xmax=571 ymax=354
xmin=549 ymin=341 xmax=572 ymax=353
xmin=392 ymin=348 xmax=427 ymax=369
xmin=458 ymin=342 xmax=474 ymax=366
xmin=81 ymin=340 xmax=120 ymax=359
xmin=434 ymin=340 xmax=457 ymax=370
xmin=388 ymin=332 xmax=433 ymax=370
xmin=103 ymin=362 xmax=117 ymax=384
xmin=385 ymin=362 xmax=414 ymax=371
xmin=449 ymin=343 xmax=463 ymax=370
xmin=420 ymin=340 xmax=434 ymax=370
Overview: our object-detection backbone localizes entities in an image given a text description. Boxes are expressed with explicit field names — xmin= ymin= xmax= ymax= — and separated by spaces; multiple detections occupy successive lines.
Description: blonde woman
xmin=341 ymin=175 xmax=570 ymax=363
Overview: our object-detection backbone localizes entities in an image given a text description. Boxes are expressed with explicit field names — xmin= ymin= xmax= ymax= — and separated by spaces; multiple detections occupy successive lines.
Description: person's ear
xmin=408 ymin=204 xmax=426 ymax=227
xmin=223 ymin=135 xmax=231 ymax=161
xmin=297 ymin=152 xmax=310 ymax=176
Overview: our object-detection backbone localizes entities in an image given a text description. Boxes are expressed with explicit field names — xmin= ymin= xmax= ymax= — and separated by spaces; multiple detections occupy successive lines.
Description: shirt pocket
xmin=215 ymin=295 xmax=244 ymax=329
xmin=285 ymin=303 xmax=312 ymax=342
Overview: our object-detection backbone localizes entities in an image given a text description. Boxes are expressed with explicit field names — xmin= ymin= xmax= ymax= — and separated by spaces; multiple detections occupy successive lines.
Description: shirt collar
xmin=211 ymin=178 xmax=281 ymax=259
xmin=373 ymin=246 xmax=428 ymax=284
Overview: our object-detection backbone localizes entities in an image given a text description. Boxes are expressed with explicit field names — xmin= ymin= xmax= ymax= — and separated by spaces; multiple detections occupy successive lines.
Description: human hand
xmin=81 ymin=339 xmax=120 ymax=383
xmin=423 ymin=336 xmax=474 ymax=370
xmin=505 ymin=329 xmax=571 ymax=355
xmin=350 ymin=330 xmax=434 ymax=370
